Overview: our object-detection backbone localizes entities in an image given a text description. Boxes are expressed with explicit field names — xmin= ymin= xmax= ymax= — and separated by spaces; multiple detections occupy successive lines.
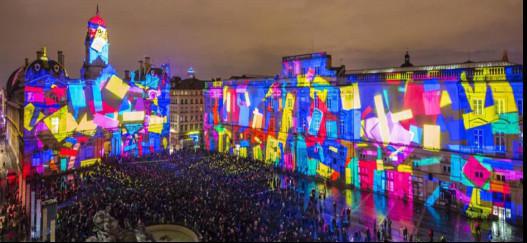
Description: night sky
xmin=0 ymin=0 xmax=522 ymax=86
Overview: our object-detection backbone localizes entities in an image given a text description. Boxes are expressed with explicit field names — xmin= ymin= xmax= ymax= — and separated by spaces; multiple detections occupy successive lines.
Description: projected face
xmin=204 ymin=55 xmax=523 ymax=221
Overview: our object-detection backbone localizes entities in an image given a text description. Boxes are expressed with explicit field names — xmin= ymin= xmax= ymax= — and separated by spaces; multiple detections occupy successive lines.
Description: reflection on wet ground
xmin=275 ymin=173 xmax=523 ymax=242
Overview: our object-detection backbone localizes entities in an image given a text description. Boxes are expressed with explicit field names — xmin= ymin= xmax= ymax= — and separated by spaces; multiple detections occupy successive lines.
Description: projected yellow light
xmin=391 ymin=109 xmax=413 ymax=122
xmin=374 ymin=94 xmax=390 ymax=143
xmin=440 ymin=90 xmax=451 ymax=108
xmin=462 ymin=106 xmax=499 ymax=130
xmin=122 ymin=111 xmax=145 ymax=122
xmin=105 ymin=75 xmax=129 ymax=99
xmin=423 ymin=124 xmax=440 ymax=150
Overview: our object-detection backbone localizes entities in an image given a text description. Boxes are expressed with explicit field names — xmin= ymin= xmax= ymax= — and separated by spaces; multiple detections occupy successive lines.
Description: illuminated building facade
xmin=0 ymin=88 xmax=7 ymax=174
xmin=169 ymin=69 xmax=205 ymax=151
xmin=4 ymin=9 xmax=170 ymax=176
xmin=204 ymin=52 xmax=523 ymax=225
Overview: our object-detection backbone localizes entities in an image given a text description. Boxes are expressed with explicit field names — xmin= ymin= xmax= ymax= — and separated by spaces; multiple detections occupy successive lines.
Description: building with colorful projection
xmin=203 ymin=52 xmax=523 ymax=225
xmin=4 ymin=8 xmax=170 ymax=176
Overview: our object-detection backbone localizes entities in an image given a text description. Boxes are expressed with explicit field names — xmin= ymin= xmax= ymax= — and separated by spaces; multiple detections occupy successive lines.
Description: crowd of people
xmin=0 ymin=189 xmax=28 ymax=242
xmin=1 ymin=148 xmax=494 ymax=242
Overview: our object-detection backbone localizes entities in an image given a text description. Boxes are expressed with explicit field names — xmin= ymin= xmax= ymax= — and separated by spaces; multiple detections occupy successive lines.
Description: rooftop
xmin=171 ymin=77 xmax=205 ymax=90
xmin=229 ymin=74 xmax=275 ymax=80
xmin=346 ymin=60 xmax=517 ymax=74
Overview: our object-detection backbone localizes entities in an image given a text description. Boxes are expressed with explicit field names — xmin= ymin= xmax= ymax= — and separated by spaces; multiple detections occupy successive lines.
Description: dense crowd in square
xmin=1 ymin=149 xmax=493 ymax=242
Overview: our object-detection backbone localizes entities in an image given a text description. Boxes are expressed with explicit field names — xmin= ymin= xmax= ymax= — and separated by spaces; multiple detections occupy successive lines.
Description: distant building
xmin=0 ymin=88 xmax=7 ymax=175
xmin=169 ymin=70 xmax=204 ymax=151
xmin=204 ymin=51 xmax=524 ymax=225
xmin=0 ymin=88 xmax=5 ymax=134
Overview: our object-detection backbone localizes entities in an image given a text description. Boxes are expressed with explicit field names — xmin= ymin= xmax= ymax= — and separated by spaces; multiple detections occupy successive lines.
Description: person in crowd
xmin=429 ymin=228 xmax=434 ymax=242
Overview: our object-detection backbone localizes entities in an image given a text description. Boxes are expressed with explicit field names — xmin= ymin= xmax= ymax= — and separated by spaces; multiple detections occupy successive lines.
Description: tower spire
xmin=401 ymin=50 xmax=413 ymax=67
xmin=96 ymin=4 xmax=99 ymax=16
xmin=41 ymin=46 xmax=48 ymax=61
xmin=502 ymin=49 xmax=509 ymax=62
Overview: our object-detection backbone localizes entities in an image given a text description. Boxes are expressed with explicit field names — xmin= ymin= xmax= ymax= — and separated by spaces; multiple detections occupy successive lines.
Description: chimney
xmin=58 ymin=50 xmax=64 ymax=66
xmin=36 ymin=50 xmax=43 ymax=60
xmin=501 ymin=50 xmax=509 ymax=62
xmin=124 ymin=70 xmax=130 ymax=81
xmin=145 ymin=56 xmax=151 ymax=70
xmin=138 ymin=60 xmax=144 ymax=79
xmin=25 ymin=58 xmax=29 ymax=66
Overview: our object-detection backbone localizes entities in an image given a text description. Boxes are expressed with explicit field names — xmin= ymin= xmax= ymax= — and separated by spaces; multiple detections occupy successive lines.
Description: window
xmin=51 ymin=117 xmax=59 ymax=134
xmin=496 ymin=174 xmax=506 ymax=182
xmin=496 ymin=99 xmax=505 ymax=114
xmin=473 ymin=99 xmax=484 ymax=115
xmin=518 ymin=99 xmax=523 ymax=115
xmin=495 ymin=132 xmax=506 ymax=153
xmin=344 ymin=91 xmax=352 ymax=105
xmin=339 ymin=119 xmax=345 ymax=136
xmin=474 ymin=129 xmax=483 ymax=151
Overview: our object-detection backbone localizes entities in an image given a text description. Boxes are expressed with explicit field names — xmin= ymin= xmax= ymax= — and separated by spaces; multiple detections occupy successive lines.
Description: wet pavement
xmin=276 ymin=173 xmax=523 ymax=242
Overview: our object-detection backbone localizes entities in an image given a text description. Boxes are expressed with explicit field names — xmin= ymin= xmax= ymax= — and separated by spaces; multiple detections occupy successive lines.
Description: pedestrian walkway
xmin=278 ymin=174 xmax=523 ymax=242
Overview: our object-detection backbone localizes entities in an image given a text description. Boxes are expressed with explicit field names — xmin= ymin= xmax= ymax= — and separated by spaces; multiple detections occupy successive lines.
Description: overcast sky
xmin=0 ymin=0 xmax=523 ymax=85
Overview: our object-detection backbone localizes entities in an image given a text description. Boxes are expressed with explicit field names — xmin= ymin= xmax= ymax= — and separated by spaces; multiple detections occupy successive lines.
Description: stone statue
xmin=85 ymin=206 xmax=153 ymax=242
xmin=86 ymin=206 xmax=119 ymax=242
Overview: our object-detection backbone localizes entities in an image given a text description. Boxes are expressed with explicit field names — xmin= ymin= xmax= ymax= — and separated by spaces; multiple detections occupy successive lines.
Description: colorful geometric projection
xmin=204 ymin=53 xmax=523 ymax=221
xmin=88 ymin=16 xmax=109 ymax=65
xmin=23 ymin=65 xmax=170 ymax=174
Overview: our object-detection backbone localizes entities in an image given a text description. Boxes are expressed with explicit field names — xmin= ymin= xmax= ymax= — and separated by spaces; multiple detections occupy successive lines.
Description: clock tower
xmin=81 ymin=5 xmax=109 ymax=80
